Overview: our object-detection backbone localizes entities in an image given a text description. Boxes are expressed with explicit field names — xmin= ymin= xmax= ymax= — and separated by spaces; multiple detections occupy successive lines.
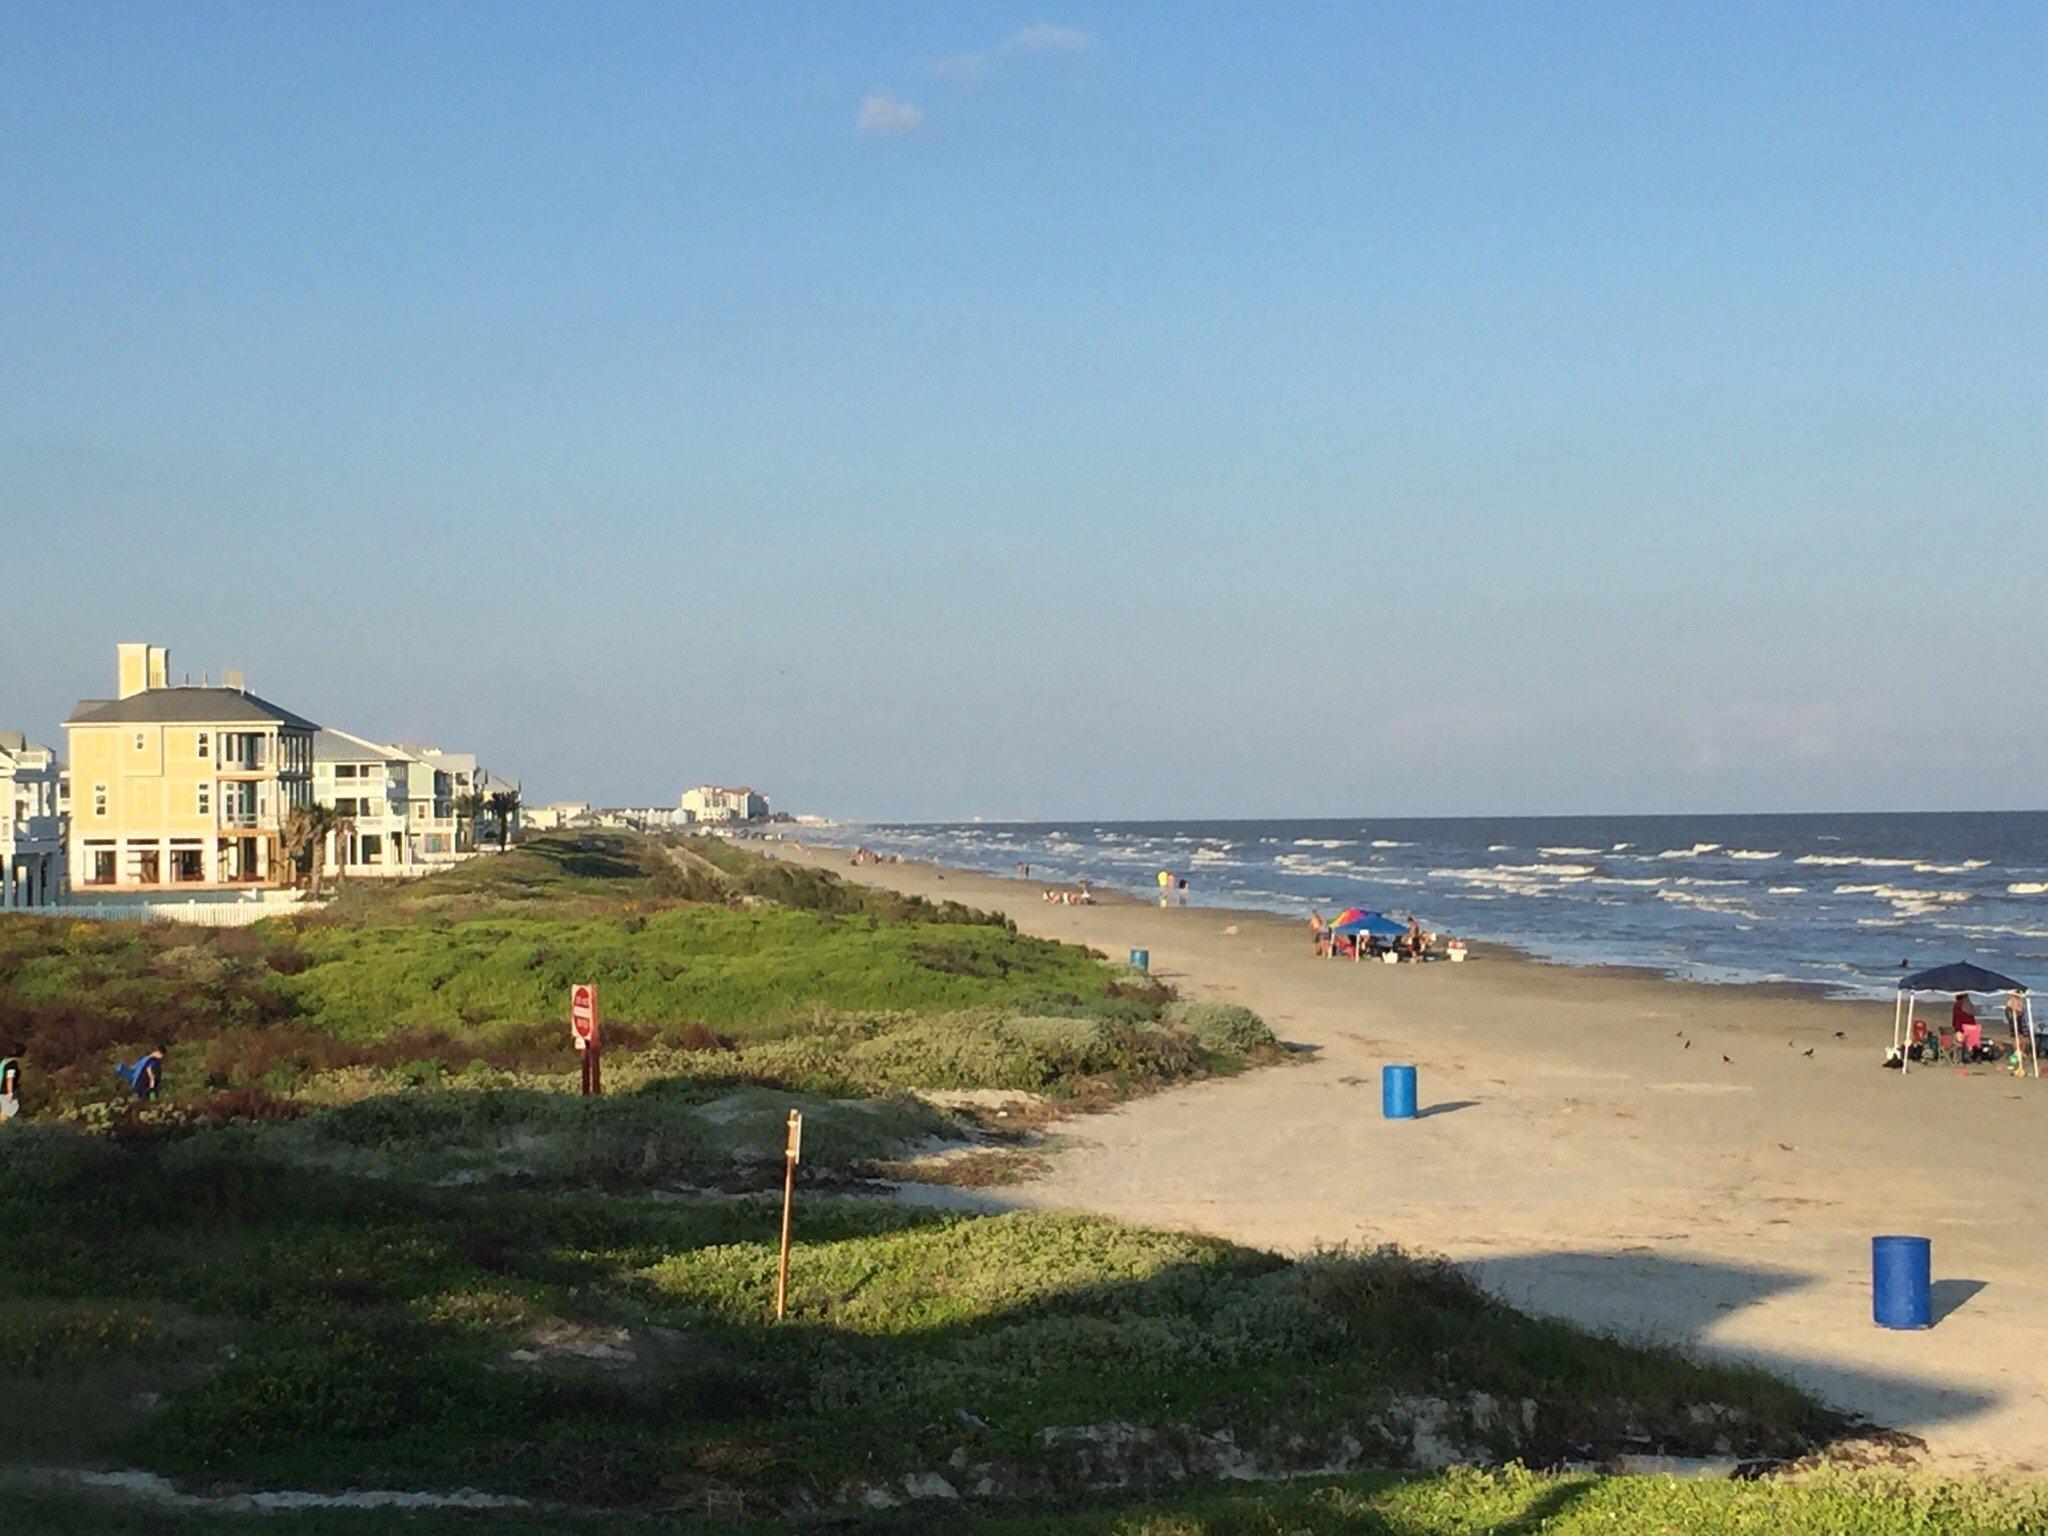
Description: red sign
xmin=570 ymin=983 xmax=599 ymax=1049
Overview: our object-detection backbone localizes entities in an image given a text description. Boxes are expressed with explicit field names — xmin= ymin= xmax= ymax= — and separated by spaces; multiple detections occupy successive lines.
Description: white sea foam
xmin=1657 ymin=888 xmax=1762 ymax=919
xmin=1767 ymin=885 xmax=1807 ymax=895
xmin=1727 ymin=849 xmax=1781 ymax=860
xmin=1836 ymin=882 xmax=1973 ymax=917
xmin=1487 ymin=844 xmax=1512 ymax=852
xmin=1934 ymin=920 xmax=2048 ymax=941
xmin=1657 ymin=843 xmax=1722 ymax=859
xmin=1794 ymin=854 xmax=1916 ymax=869
xmin=2011 ymin=882 xmax=2048 ymax=896
xmin=1914 ymin=860 xmax=1988 ymax=874
xmin=1539 ymin=846 xmax=1600 ymax=857
xmin=1189 ymin=848 xmax=1234 ymax=865
xmin=1292 ymin=838 xmax=1358 ymax=849
xmin=1370 ymin=839 xmax=1412 ymax=848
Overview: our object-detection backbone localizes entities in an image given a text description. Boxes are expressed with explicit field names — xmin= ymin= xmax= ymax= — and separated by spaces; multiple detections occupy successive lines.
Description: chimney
xmin=147 ymin=646 xmax=171 ymax=690
xmin=116 ymin=642 xmax=150 ymax=699
xmin=224 ymin=669 xmax=245 ymax=692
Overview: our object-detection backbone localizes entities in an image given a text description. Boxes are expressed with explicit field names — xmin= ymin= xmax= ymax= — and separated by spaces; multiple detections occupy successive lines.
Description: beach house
xmin=313 ymin=729 xmax=474 ymax=876
xmin=679 ymin=785 xmax=768 ymax=823
xmin=0 ymin=730 xmax=65 ymax=908
xmin=391 ymin=744 xmax=520 ymax=848
xmin=63 ymin=644 xmax=316 ymax=893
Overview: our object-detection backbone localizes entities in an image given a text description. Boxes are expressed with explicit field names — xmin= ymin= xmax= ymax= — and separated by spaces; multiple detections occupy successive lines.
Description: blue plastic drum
xmin=1382 ymin=1064 xmax=1418 ymax=1120
xmin=1128 ymin=948 xmax=1149 ymax=972
xmin=1872 ymin=1235 xmax=1932 ymax=1329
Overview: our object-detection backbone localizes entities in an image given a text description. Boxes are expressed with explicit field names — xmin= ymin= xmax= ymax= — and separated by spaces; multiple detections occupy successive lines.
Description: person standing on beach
xmin=0 ymin=1056 xmax=20 ymax=1121
xmin=1176 ymin=877 xmax=1189 ymax=907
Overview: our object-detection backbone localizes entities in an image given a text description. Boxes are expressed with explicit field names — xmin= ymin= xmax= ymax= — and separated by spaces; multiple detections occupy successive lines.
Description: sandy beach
xmin=763 ymin=841 xmax=2048 ymax=1473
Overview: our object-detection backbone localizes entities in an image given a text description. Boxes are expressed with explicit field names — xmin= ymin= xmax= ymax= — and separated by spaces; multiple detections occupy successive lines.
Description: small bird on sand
xmin=1834 ymin=1030 xmax=1846 ymax=1038
xmin=1722 ymin=1054 xmax=1732 ymax=1063
xmin=1684 ymin=1040 xmax=1692 ymax=1050
xmin=1804 ymin=1048 xmax=1815 ymax=1057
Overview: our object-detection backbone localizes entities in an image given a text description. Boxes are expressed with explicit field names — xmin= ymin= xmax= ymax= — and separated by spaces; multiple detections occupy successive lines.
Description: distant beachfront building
xmin=0 ymin=729 xmax=65 ymax=908
xmin=525 ymin=801 xmax=592 ymax=832
xmin=313 ymin=729 xmax=470 ymax=877
xmin=63 ymin=643 xmax=315 ymax=893
xmin=679 ymin=785 xmax=767 ymax=823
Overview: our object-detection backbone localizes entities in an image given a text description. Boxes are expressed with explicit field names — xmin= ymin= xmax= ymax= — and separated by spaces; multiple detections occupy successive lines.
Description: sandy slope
xmin=763 ymin=841 xmax=2048 ymax=1472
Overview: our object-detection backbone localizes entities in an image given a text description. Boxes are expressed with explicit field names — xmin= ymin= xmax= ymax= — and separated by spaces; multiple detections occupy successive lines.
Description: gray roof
xmin=0 ymin=730 xmax=23 ymax=753
xmin=67 ymin=688 xmax=319 ymax=731
xmin=313 ymin=728 xmax=409 ymax=764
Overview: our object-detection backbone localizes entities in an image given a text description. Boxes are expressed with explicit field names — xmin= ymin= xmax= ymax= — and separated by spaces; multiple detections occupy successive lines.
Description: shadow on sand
xmin=1415 ymin=1098 xmax=1479 ymax=1119
xmin=1467 ymin=1249 xmax=1999 ymax=1443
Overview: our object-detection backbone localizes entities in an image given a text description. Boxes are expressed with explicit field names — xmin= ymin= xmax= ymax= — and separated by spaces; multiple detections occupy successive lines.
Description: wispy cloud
xmin=929 ymin=52 xmax=989 ymax=85
xmin=1001 ymin=22 xmax=1096 ymax=57
xmin=927 ymin=22 xmax=1096 ymax=89
xmin=855 ymin=92 xmax=924 ymax=136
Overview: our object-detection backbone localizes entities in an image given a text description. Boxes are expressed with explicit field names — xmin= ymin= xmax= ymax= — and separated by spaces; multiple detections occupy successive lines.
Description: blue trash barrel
xmin=1128 ymin=948 xmax=1149 ymax=972
xmin=1382 ymin=1064 xmax=1418 ymax=1120
xmin=1872 ymin=1235 xmax=1932 ymax=1329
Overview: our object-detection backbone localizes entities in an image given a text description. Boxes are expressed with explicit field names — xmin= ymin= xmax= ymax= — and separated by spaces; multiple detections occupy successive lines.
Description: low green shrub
xmin=1163 ymin=1001 xmax=1277 ymax=1052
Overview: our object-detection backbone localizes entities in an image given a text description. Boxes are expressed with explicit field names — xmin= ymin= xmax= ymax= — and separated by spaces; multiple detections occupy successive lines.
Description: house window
xmin=134 ymin=733 xmax=145 ymax=751
xmin=171 ymin=847 xmax=205 ymax=883
xmin=197 ymin=733 xmax=209 ymax=759
xmin=197 ymin=784 xmax=210 ymax=816
xmin=335 ymin=764 xmax=357 ymax=779
xmin=93 ymin=783 xmax=108 ymax=817
xmin=89 ymin=847 xmax=116 ymax=885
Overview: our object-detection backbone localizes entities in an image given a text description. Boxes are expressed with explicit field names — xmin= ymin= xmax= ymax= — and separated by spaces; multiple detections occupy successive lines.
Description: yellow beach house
xmin=63 ymin=643 xmax=317 ymax=893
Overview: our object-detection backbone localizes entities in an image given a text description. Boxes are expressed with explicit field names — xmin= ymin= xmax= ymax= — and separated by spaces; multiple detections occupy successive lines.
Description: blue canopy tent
xmin=1329 ymin=909 xmax=1413 ymax=963
xmin=1332 ymin=911 xmax=1407 ymax=940
xmin=1891 ymin=961 xmax=2038 ymax=1078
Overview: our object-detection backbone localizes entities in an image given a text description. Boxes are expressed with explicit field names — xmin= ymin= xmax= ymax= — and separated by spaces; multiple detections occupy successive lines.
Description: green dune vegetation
xmin=0 ymin=834 xmax=2035 ymax=1531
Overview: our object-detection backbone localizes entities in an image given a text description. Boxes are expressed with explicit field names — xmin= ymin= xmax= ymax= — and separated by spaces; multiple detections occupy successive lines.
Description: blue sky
xmin=3 ymin=3 xmax=2043 ymax=818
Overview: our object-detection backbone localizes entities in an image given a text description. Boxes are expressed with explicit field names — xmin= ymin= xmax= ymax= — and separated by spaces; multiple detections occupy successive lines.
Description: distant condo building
xmin=680 ymin=784 xmax=768 ymax=823
xmin=0 ymin=730 xmax=65 ymax=908
xmin=63 ymin=644 xmax=315 ymax=892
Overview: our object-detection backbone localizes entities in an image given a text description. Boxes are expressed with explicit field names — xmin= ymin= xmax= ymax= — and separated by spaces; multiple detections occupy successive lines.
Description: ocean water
xmin=807 ymin=812 xmax=2048 ymax=997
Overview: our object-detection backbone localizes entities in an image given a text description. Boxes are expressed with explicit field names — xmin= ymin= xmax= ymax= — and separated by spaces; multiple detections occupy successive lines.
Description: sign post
xmin=570 ymin=983 xmax=601 ymax=1096
xmin=775 ymin=1108 xmax=802 ymax=1321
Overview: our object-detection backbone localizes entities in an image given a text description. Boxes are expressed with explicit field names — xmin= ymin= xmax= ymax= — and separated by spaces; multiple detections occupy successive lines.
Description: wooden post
xmin=775 ymin=1108 xmax=802 ymax=1321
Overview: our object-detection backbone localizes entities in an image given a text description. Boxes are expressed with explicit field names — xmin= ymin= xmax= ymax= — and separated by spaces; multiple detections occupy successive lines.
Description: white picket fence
xmin=54 ymin=896 xmax=325 ymax=927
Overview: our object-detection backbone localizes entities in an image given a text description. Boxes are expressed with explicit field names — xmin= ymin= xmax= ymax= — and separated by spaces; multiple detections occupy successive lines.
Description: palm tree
xmin=325 ymin=807 xmax=357 ymax=892
xmin=486 ymin=788 xmax=521 ymax=851
xmin=453 ymin=790 xmax=487 ymax=852
xmin=279 ymin=805 xmax=318 ymax=893
xmin=282 ymin=803 xmax=348 ymax=898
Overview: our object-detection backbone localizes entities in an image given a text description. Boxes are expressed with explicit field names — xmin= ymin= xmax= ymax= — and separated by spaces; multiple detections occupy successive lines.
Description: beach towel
xmin=116 ymin=1052 xmax=163 ymax=1100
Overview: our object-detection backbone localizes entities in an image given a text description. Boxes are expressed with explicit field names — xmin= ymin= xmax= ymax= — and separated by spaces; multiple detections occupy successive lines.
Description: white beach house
xmin=0 ymin=730 xmax=66 ymax=908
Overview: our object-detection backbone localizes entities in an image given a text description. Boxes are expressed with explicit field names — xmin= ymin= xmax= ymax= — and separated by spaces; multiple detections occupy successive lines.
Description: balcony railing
xmin=218 ymin=807 xmax=263 ymax=830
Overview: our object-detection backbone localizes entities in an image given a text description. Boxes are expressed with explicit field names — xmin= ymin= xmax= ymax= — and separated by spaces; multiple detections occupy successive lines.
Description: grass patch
xmin=0 ymin=1119 xmax=1848 ymax=1511
xmin=0 ymin=833 xmax=1264 ymax=1127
